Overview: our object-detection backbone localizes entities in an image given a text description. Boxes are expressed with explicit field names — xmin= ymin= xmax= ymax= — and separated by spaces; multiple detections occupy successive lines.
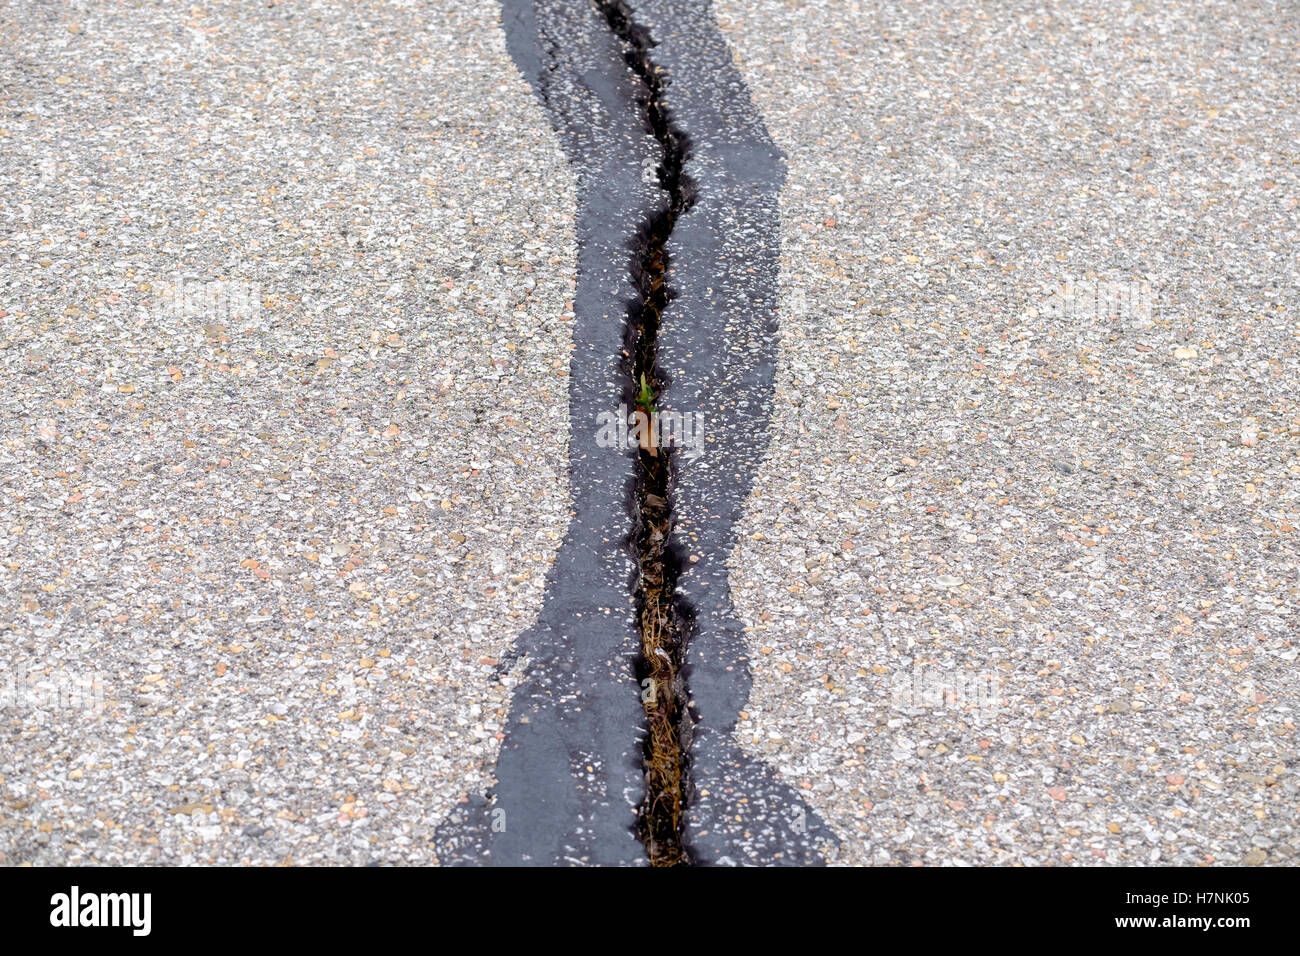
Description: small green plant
xmin=637 ymin=373 xmax=656 ymax=414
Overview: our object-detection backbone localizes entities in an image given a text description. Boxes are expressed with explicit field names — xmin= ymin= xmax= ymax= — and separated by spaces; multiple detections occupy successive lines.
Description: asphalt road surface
xmin=1 ymin=0 xmax=1296 ymax=866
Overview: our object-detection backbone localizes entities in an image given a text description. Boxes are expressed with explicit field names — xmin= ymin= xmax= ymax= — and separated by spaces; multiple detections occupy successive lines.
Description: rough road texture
xmin=0 ymin=0 xmax=576 ymax=865
xmin=4 ymin=0 xmax=1295 ymax=869
xmin=718 ymin=0 xmax=1298 ymax=865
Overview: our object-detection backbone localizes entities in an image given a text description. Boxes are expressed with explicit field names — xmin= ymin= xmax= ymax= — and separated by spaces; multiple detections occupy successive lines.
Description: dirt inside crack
xmin=594 ymin=0 xmax=696 ymax=867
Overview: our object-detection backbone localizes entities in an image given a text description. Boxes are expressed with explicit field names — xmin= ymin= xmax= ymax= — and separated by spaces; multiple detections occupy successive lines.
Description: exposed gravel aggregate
xmin=3 ymin=0 xmax=1295 ymax=869
xmin=716 ymin=0 xmax=1298 ymax=865
xmin=0 ymin=0 xmax=575 ymax=864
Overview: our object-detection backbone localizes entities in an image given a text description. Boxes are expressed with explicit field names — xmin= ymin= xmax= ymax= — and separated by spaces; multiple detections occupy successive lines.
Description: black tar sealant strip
xmin=434 ymin=0 xmax=833 ymax=866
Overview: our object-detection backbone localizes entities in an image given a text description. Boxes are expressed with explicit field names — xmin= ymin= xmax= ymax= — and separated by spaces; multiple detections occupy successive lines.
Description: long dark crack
xmin=594 ymin=0 xmax=696 ymax=867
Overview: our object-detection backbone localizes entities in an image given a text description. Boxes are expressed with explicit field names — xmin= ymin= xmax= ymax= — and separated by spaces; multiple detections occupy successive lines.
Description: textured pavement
xmin=2 ymin=0 xmax=1296 ymax=867
xmin=717 ymin=0 xmax=1298 ymax=864
xmin=0 ymin=0 xmax=575 ymax=864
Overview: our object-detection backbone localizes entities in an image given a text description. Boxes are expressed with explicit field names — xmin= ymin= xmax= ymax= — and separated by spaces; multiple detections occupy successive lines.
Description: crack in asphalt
xmin=593 ymin=0 xmax=696 ymax=867
xmin=435 ymin=0 xmax=831 ymax=867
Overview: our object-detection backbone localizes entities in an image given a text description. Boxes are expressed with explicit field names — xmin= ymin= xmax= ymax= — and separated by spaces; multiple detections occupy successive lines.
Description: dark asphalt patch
xmin=435 ymin=0 xmax=834 ymax=866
